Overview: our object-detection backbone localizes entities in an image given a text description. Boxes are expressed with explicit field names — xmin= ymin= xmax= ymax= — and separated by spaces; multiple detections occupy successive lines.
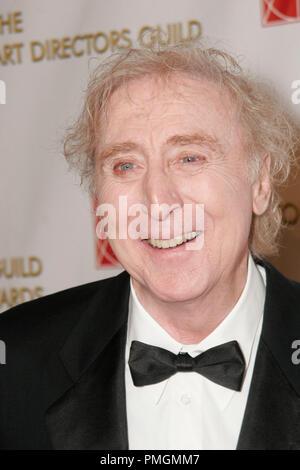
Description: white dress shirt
xmin=125 ymin=253 xmax=266 ymax=450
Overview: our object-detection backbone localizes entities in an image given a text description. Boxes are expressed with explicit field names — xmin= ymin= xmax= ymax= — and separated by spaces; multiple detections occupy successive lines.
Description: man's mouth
xmin=145 ymin=231 xmax=201 ymax=249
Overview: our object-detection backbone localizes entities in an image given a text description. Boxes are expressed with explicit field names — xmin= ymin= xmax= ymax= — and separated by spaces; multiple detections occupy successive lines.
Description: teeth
xmin=146 ymin=231 xmax=200 ymax=249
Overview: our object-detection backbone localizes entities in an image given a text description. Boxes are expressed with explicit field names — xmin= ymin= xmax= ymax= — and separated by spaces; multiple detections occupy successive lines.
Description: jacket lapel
xmin=44 ymin=270 xmax=131 ymax=450
xmin=237 ymin=258 xmax=300 ymax=449
xmin=237 ymin=339 xmax=300 ymax=449
xmin=44 ymin=259 xmax=300 ymax=450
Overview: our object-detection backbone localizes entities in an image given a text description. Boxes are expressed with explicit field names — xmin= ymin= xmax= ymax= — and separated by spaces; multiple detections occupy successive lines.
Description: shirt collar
xmin=126 ymin=252 xmax=266 ymax=408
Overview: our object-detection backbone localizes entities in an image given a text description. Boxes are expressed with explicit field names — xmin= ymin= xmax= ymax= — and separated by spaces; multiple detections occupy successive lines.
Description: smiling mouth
xmin=145 ymin=231 xmax=201 ymax=249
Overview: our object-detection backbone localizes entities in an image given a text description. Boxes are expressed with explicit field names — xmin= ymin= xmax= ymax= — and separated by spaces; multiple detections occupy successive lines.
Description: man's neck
xmin=131 ymin=254 xmax=249 ymax=345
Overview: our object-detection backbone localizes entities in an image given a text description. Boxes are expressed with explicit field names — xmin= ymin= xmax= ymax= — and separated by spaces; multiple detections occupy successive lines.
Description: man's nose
xmin=142 ymin=168 xmax=182 ymax=221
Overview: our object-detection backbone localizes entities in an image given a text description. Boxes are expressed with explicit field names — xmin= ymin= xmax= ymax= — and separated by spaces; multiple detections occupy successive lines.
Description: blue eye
xmin=119 ymin=162 xmax=135 ymax=171
xmin=182 ymin=156 xmax=198 ymax=163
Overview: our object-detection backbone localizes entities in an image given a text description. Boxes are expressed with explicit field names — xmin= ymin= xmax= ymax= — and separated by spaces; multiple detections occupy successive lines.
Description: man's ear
xmin=252 ymin=154 xmax=272 ymax=216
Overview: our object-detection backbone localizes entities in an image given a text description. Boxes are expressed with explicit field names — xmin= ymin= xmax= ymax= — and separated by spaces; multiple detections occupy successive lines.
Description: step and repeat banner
xmin=1 ymin=0 xmax=300 ymax=312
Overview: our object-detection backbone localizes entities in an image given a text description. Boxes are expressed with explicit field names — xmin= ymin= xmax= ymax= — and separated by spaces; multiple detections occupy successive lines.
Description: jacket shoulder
xmin=255 ymin=256 xmax=300 ymax=396
xmin=256 ymin=256 xmax=300 ymax=296
xmin=0 ymin=270 xmax=128 ymax=349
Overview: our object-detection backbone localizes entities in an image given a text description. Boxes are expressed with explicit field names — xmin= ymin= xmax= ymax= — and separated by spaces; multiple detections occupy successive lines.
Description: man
xmin=0 ymin=43 xmax=300 ymax=450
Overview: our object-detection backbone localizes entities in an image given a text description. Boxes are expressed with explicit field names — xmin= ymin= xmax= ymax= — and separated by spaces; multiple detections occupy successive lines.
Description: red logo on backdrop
xmin=261 ymin=0 xmax=300 ymax=26
xmin=92 ymin=198 xmax=120 ymax=268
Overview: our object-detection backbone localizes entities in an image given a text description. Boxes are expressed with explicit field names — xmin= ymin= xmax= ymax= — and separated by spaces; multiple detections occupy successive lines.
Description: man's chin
xmin=140 ymin=276 xmax=206 ymax=304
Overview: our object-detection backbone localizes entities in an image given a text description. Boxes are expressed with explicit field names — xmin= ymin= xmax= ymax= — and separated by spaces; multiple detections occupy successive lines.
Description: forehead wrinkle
xmin=99 ymin=77 xmax=241 ymax=164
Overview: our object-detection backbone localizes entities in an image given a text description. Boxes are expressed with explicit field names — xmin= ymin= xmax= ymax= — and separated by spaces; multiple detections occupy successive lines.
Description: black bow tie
xmin=128 ymin=340 xmax=245 ymax=391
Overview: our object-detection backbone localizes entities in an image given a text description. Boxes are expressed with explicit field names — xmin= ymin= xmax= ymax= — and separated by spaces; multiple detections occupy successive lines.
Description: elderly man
xmin=0 ymin=43 xmax=300 ymax=450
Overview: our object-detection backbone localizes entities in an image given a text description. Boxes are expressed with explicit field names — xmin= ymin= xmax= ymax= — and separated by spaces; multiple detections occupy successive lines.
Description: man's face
xmin=95 ymin=74 xmax=268 ymax=303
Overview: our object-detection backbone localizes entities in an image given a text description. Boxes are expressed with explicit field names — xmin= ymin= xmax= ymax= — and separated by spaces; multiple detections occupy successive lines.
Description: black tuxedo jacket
xmin=0 ymin=258 xmax=300 ymax=450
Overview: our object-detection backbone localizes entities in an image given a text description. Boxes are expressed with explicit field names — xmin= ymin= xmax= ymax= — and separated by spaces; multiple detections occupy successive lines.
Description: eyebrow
xmin=98 ymin=132 xmax=224 ymax=162
xmin=98 ymin=142 xmax=143 ymax=163
xmin=166 ymin=133 xmax=225 ymax=155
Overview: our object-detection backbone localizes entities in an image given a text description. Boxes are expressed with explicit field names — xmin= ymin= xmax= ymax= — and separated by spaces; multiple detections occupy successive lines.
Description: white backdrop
xmin=1 ymin=0 xmax=300 ymax=312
